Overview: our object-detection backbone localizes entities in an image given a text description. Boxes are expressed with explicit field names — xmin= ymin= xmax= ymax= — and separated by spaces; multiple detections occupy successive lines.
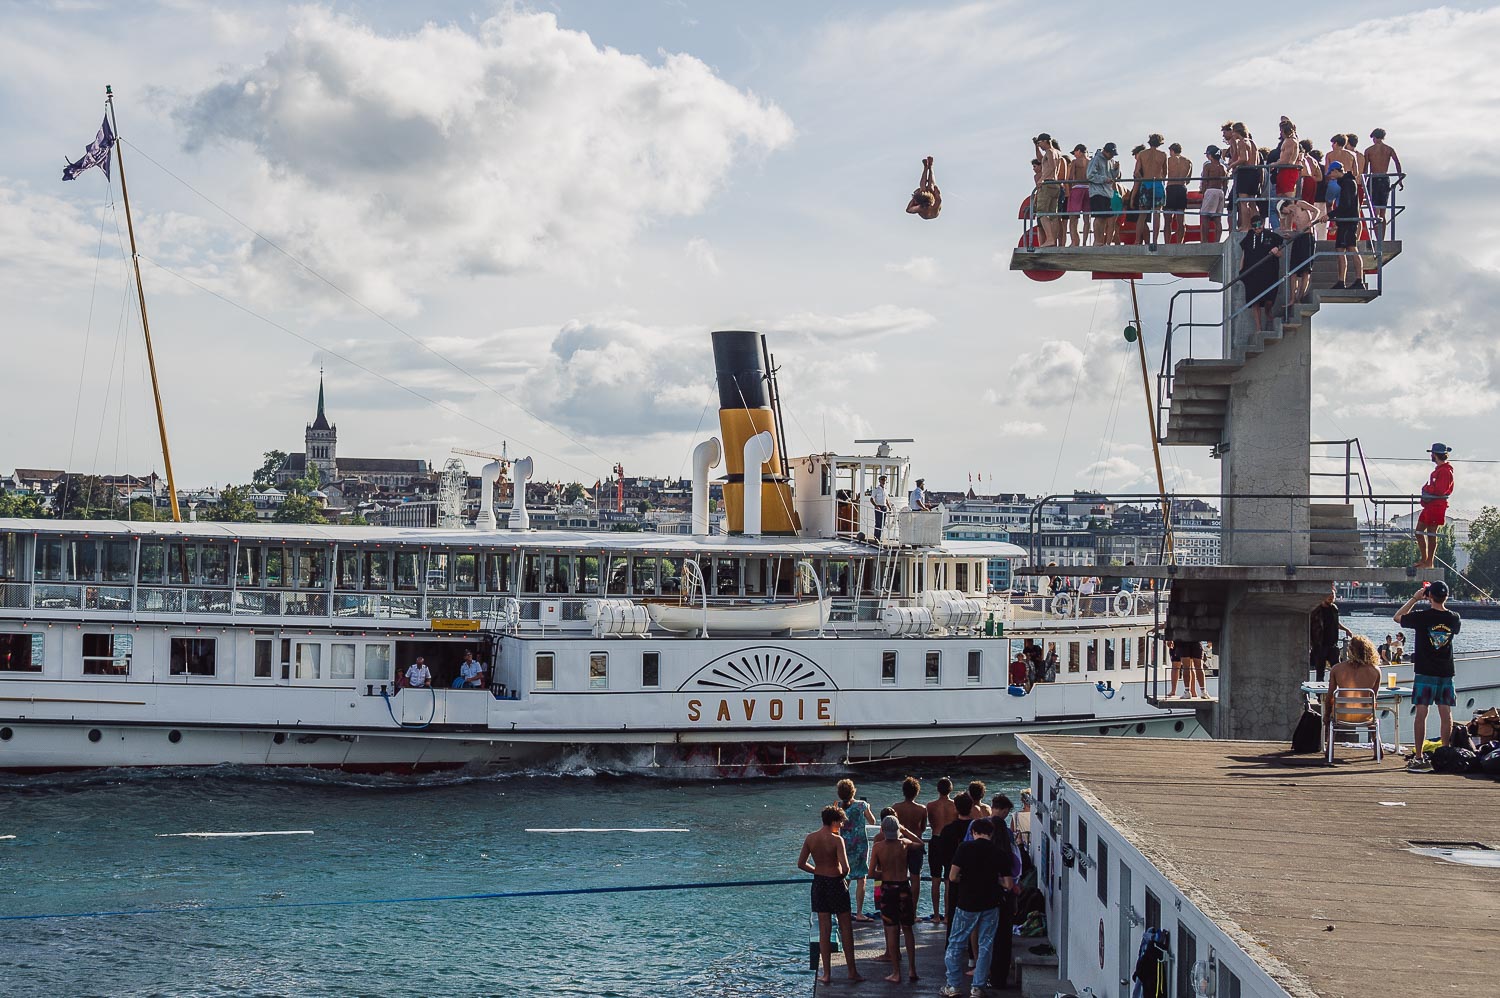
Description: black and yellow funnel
xmin=711 ymin=330 xmax=798 ymax=535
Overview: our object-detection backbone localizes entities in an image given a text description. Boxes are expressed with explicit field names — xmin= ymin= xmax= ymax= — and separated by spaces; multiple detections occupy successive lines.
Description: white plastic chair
xmin=1326 ymin=687 xmax=1382 ymax=764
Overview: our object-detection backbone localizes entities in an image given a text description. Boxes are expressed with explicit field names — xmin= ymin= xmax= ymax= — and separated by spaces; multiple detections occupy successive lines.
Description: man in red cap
xmin=1415 ymin=443 xmax=1454 ymax=569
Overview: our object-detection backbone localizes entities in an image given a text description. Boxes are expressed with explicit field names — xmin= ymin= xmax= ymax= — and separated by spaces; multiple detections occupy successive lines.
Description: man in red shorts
xmin=1415 ymin=443 xmax=1454 ymax=569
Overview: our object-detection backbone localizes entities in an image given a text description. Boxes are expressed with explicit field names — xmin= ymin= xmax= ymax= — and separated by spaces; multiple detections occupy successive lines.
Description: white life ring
xmin=1050 ymin=592 xmax=1073 ymax=618
xmin=1112 ymin=591 xmax=1134 ymax=617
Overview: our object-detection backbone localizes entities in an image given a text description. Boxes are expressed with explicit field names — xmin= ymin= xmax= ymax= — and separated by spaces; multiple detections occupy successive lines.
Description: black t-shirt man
xmin=950 ymin=838 xmax=1002 ymax=912
xmin=1398 ymin=606 xmax=1462 ymax=678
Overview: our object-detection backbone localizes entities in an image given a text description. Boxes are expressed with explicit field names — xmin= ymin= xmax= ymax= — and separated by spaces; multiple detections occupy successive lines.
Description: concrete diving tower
xmin=1016 ymin=218 xmax=1425 ymax=741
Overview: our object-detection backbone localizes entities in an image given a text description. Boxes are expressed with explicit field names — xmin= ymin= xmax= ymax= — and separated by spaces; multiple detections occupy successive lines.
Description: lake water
xmin=1342 ymin=611 xmax=1500 ymax=652
xmin=0 ymin=766 xmax=1027 ymax=997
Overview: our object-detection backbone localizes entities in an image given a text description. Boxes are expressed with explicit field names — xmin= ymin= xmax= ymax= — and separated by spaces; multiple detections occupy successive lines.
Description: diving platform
xmin=1008 ymin=239 xmax=1401 ymax=280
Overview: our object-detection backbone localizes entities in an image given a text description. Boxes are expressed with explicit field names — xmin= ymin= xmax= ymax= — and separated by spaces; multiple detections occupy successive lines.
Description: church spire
xmin=310 ymin=367 xmax=331 ymax=431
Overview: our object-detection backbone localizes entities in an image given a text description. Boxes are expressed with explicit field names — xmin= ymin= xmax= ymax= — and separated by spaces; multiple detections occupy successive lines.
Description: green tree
xmin=0 ymin=492 xmax=48 ymax=518
xmin=274 ymin=492 xmax=327 ymax=524
xmin=201 ymin=485 xmax=260 ymax=524
xmin=127 ymin=499 xmax=167 ymax=522
xmin=1465 ymin=505 xmax=1500 ymax=600
xmin=562 ymin=482 xmax=585 ymax=504
xmin=51 ymin=475 xmax=122 ymax=520
xmin=341 ymin=512 xmax=371 ymax=526
xmin=252 ymin=450 xmax=288 ymax=488
xmin=636 ymin=499 xmax=650 ymax=515
xmin=1379 ymin=527 xmax=1467 ymax=599
xmin=282 ymin=461 xmax=322 ymax=497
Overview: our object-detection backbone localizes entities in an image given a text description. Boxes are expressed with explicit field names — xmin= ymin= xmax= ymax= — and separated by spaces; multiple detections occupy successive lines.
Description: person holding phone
xmin=1395 ymin=580 xmax=1462 ymax=771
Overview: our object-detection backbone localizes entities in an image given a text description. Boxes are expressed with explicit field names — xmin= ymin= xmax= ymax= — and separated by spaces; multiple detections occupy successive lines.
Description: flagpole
xmin=106 ymin=84 xmax=181 ymax=522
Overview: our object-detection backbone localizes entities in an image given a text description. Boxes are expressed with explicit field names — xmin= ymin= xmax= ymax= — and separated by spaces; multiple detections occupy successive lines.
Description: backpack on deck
xmin=1291 ymin=708 xmax=1322 ymax=754
xmin=1431 ymin=746 xmax=1477 ymax=774
xmin=1478 ymin=746 xmax=1500 ymax=777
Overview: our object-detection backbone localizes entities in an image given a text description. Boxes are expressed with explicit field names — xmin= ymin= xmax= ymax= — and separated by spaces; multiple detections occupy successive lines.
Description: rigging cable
xmin=120 ymin=139 xmax=612 ymax=472
xmin=62 ymin=191 xmax=113 ymax=518
xmin=1048 ymin=282 xmax=1106 ymax=494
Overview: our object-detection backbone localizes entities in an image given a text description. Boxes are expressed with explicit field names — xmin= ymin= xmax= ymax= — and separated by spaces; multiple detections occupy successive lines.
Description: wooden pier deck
xmin=1023 ymin=736 xmax=1500 ymax=998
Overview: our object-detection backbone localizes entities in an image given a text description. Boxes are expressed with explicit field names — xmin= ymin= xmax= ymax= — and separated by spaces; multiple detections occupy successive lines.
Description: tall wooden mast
xmin=106 ymin=84 xmax=181 ymax=522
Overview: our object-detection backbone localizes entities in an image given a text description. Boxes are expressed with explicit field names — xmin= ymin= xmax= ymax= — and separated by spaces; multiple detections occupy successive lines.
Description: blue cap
xmin=1326 ymin=162 xmax=1345 ymax=173
xmin=1430 ymin=443 xmax=1451 ymax=456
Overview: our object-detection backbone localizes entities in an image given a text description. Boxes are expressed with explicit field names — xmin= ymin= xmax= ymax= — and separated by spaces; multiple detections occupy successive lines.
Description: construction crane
xmin=612 ymin=462 xmax=625 ymax=513
xmin=452 ymin=444 xmax=510 ymax=506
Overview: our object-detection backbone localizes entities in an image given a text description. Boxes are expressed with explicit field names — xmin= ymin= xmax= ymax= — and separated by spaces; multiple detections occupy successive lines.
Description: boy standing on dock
xmin=925 ymin=778 xmax=958 ymax=923
xmin=892 ymin=777 xmax=929 ymax=901
xmin=798 ymin=805 xmax=863 ymax=984
xmin=1396 ymin=581 xmax=1462 ymax=771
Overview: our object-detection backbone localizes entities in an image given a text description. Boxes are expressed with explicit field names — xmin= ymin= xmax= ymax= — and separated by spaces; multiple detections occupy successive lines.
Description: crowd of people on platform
xmin=1028 ymin=123 xmax=1403 ymax=259
xmin=798 ymin=775 xmax=1041 ymax=993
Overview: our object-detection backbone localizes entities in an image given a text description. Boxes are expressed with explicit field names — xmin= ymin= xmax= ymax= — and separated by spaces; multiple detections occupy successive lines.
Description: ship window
xmin=967 ymin=649 xmax=982 ymax=684
xmin=546 ymin=555 xmax=573 ymax=594
xmin=170 ymin=637 xmax=217 ymax=677
xmin=362 ymin=550 xmax=390 ymax=590
xmin=35 ymin=538 xmax=65 ymax=581
xmin=280 ymin=638 xmax=291 ymax=680
xmin=82 ymin=633 xmax=132 ymax=676
xmin=605 ymin=557 xmax=628 ymax=595
xmin=641 ymin=651 xmax=660 ymax=689
xmin=826 ymin=559 xmax=850 ymax=596
xmin=1087 ymin=643 xmax=1098 ymax=672
xmin=1138 ymin=636 xmax=1148 ymax=668
xmin=68 ymin=539 xmax=99 ymax=581
xmin=364 ymin=644 xmax=393 ymax=682
xmin=200 ymin=544 xmax=229 ymax=586
xmin=956 ymin=562 xmax=969 ymax=593
xmin=1217 ymin=962 xmax=1243 ymax=998
xmin=659 ymin=557 xmax=681 ymax=595
xmin=744 ymin=559 xmax=766 ymax=596
xmin=330 ymin=643 xmax=356 ymax=680
xmin=881 ymin=651 xmax=897 ymax=685
xmin=1145 ymin=889 xmax=1161 ymax=931
xmin=265 ymin=547 xmax=286 ymax=588
xmin=0 ymin=533 xmax=18 ymax=581
xmin=395 ymin=552 xmax=419 ymax=591
xmin=577 ymin=555 xmax=601 ymax=595
xmin=336 ymin=549 xmax=360 ymax=590
xmin=535 ymin=652 xmax=555 ymax=690
xmin=1122 ymin=638 xmax=1133 ymax=670
xmin=924 ymin=651 xmax=941 ymax=686
xmin=254 ymin=638 xmax=274 ymax=679
xmin=294 ymin=642 xmax=321 ymax=680
xmin=453 ymin=552 xmax=478 ymax=593
xmin=1068 ymin=642 xmax=1081 ymax=673
xmin=295 ymin=548 xmax=325 ymax=589
xmin=632 ymin=557 xmax=658 ymax=595
xmin=484 ymin=553 xmax=512 ymax=593
xmin=589 ymin=652 xmax=608 ymax=689
xmin=103 ymin=541 xmax=132 ymax=583
xmin=715 ymin=558 xmax=740 ymax=595
xmin=425 ymin=551 xmax=451 ymax=592
xmin=0 ymin=633 xmax=43 ymax=672
xmin=522 ymin=553 xmax=543 ymax=593
xmin=1104 ymin=640 xmax=1115 ymax=671
xmin=238 ymin=546 xmax=262 ymax=588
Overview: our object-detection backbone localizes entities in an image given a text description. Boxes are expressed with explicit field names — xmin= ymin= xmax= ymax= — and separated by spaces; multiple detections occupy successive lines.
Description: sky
xmin=3 ymin=0 xmax=1499 ymax=515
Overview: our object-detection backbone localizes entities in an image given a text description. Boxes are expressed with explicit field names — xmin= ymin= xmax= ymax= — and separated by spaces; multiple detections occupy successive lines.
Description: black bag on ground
xmin=1478 ymin=747 xmax=1500 ymax=777
xmin=1450 ymin=724 xmax=1476 ymax=752
xmin=1432 ymin=746 xmax=1477 ymax=774
xmin=1291 ymin=708 xmax=1322 ymax=753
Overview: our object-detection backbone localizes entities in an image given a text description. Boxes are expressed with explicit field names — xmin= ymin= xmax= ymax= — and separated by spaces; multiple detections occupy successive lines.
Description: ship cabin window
xmin=103 ymin=540 xmax=132 ymax=583
xmin=364 ymin=644 xmax=393 ymax=682
xmin=1097 ymin=838 xmax=1109 ymax=903
xmin=641 ymin=651 xmax=660 ymax=689
xmin=1104 ymin=640 xmax=1115 ymax=671
xmin=426 ymin=552 xmax=451 ymax=592
xmin=254 ymin=638 xmax=274 ymax=679
xmin=914 ymin=562 xmax=926 ymax=594
xmin=1086 ymin=643 xmax=1098 ymax=672
xmin=280 ymin=638 xmax=292 ymax=680
xmin=395 ymin=552 xmax=420 ymax=592
xmin=82 ymin=633 xmax=132 ymax=676
xmin=955 ymin=562 xmax=969 ymax=593
xmin=1068 ymin=642 xmax=1081 ymax=673
xmin=888 ymin=564 xmax=904 ymax=596
xmin=485 ymin=553 xmax=512 ymax=593
xmin=605 ymin=557 xmax=628 ymax=596
xmin=1076 ymin=818 xmax=1089 ymax=880
xmin=659 ymin=557 xmax=681 ymax=596
xmin=453 ymin=552 xmax=479 ymax=593
xmin=237 ymin=546 xmax=262 ymax=587
xmin=1137 ymin=636 xmax=1148 ymax=669
xmin=534 ymin=652 xmax=555 ymax=690
xmin=522 ymin=553 xmax=543 ymax=593
xmin=924 ymin=651 xmax=941 ymax=686
xmin=714 ymin=558 xmax=739 ymax=596
xmin=0 ymin=532 xmax=21 ymax=581
xmin=295 ymin=548 xmax=326 ymax=589
xmin=330 ymin=643 xmax=357 ymax=680
xmin=881 ymin=651 xmax=897 ymax=685
xmin=70 ymin=538 xmax=99 ymax=581
xmin=264 ymin=547 xmax=286 ymax=587
xmin=744 ymin=559 xmax=767 ymax=597
xmin=632 ymin=557 xmax=657 ymax=595
xmin=545 ymin=555 xmax=573 ymax=594
xmin=578 ymin=555 xmax=601 ymax=594
xmin=0 ymin=633 xmax=43 ymax=672
xmin=294 ymin=641 xmax=321 ymax=680
xmin=967 ymin=649 xmax=982 ymax=685
xmin=826 ymin=559 xmax=851 ymax=597
xmin=170 ymin=637 xmax=216 ymax=677
xmin=589 ymin=652 xmax=608 ymax=689
xmin=336 ymin=549 xmax=360 ymax=590
xmin=198 ymin=544 xmax=230 ymax=586
xmin=1121 ymin=638 xmax=1133 ymax=670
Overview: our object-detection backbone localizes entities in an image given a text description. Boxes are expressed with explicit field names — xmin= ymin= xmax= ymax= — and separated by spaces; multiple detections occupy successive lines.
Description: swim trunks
xmin=1137 ymin=180 xmax=1165 ymax=209
xmin=811 ymin=874 xmax=852 ymax=914
xmin=1199 ymin=187 xmax=1225 ymax=218
xmin=1417 ymin=506 xmax=1446 ymax=530
xmin=1300 ymin=176 xmax=1318 ymax=203
xmin=1033 ymin=183 xmax=1061 ymax=215
xmin=1165 ymin=183 xmax=1188 ymax=213
xmin=1369 ymin=174 xmax=1391 ymax=208
xmin=1412 ymin=674 xmax=1456 ymax=708
xmin=878 ymin=881 xmax=916 ymax=927
xmin=1335 ymin=219 xmax=1359 ymax=249
xmin=1234 ymin=165 xmax=1262 ymax=198
xmin=1290 ymin=231 xmax=1314 ymax=272
xmin=1067 ymin=185 xmax=1089 ymax=213
xmin=906 ymin=841 xmax=925 ymax=878
xmin=1089 ymin=194 xmax=1112 ymax=214
xmin=1274 ymin=165 xmax=1300 ymax=195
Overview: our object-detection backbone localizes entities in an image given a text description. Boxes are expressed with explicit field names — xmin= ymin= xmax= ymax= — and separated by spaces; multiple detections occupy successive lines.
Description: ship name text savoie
xmin=686 ymin=696 xmax=833 ymax=723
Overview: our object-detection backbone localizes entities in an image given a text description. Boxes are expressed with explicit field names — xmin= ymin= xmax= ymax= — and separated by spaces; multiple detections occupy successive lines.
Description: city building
xmin=275 ymin=375 xmax=430 ymax=494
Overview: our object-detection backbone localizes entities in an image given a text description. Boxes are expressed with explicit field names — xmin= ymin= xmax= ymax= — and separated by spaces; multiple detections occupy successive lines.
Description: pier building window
xmin=1068 ymin=642 xmax=1081 ymax=673
xmin=967 ymin=650 xmax=982 ymax=685
xmin=0 ymin=633 xmax=43 ymax=672
xmin=82 ymin=633 xmax=132 ymax=676
xmin=453 ymin=553 xmax=478 ymax=593
xmin=1175 ymin=924 xmax=1198 ymax=998
xmin=336 ymin=550 xmax=360 ymax=590
xmin=924 ymin=651 xmax=941 ymax=686
xmin=484 ymin=553 xmax=512 ymax=593
xmin=169 ymin=637 xmax=217 ymax=677
xmin=395 ymin=552 xmax=419 ymax=591
xmin=577 ymin=555 xmax=601 ymax=594
xmin=534 ymin=652 xmax=555 ymax=690
xmin=103 ymin=541 xmax=132 ymax=583
xmin=36 ymin=538 xmax=65 ymax=581
xmin=364 ymin=550 xmax=391 ymax=591
xmin=1076 ymin=818 xmax=1089 ymax=880
xmin=254 ymin=639 xmax=274 ymax=679
xmin=330 ymin=643 xmax=356 ymax=681
xmin=881 ymin=651 xmax=897 ymax=685
xmin=641 ymin=652 xmax=660 ymax=689
xmin=589 ymin=652 xmax=608 ymax=689
xmin=364 ymin=644 xmax=392 ymax=682
xmin=294 ymin=642 xmax=321 ymax=680
xmin=715 ymin=558 xmax=740 ymax=596
xmin=1097 ymin=839 xmax=1109 ymax=904
xmin=631 ymin=557 xmax=658 ymax=595
xmin=1145 ymin=889 xmax=1161 ymax=931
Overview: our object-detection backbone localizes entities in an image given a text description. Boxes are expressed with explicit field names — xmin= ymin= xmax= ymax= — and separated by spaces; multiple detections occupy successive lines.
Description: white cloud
xmin=759 ymin=304 xmax=936 ymax=342
xmin=176 ymin=7 xmax=794 ymax=314
xmin=685 ymin=237 xmax=720 ymax=276
xmin=1079 ymin=456 xmax=1145 ymax=486
xmin=1012 ymin=340 xmax=1085 ymax=406
xmin=995 ymin=420 xmax=1046 ymax=437
xmin=885 ymin=256 xmax=940 ymax=283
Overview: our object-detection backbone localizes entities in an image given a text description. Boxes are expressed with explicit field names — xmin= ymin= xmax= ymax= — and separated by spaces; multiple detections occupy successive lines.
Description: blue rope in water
xmin=0 ymin=877 xmax=809 ymax=923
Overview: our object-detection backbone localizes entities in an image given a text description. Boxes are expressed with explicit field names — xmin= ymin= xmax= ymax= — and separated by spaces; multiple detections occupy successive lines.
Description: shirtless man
xmin=1164 ymin=142 xmax=1193 ymax=244
xmin=1066 ymin=143 xmax=1091 ymax=246
xmin=1200 ymin=145 xmax=1228 ymax=244
xmin=1274 ymin=118 xmax=1304 ymax=201
xmin=871 ymin=815 xmax=922 ymax=984
xmin=1032 ymin=133 xmax=1064 ymax=248
xmin=924 ymin=776 xmax=958 ymax=922
xmin=968 ymin=780 xmax=991 ymax=817
xmin=1363 ymin=128 xmax=1403 ymax=238
xmin=797 ymin=805 xmax=862 ymax=983
xmin=1134 ymin=134 xmax=1168 ymax=247
xmin=906 ymin=156 xmax=942 ymax=220
xmin=1325 ymin=134 xmax=1359 ymax=191
xmin=892 ymin=776 xmax=929 ymax=900
xmin=1227 ymin=122 xmax=1261 ymax=232
xmin=1323 ymin=634 xmax=1383 ymax=746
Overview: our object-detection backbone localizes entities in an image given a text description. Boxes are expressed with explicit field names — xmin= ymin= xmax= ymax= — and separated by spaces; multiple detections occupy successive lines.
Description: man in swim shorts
xmin=1396 ymin=581 xmax=1461 ymax=771
xmin=891 ymin=776 xmax=928 ymax=900
xmin=1066 ymin=143 xmax=1091 ymax=246
xmin=1164 ymin=142 xmax=1192 ymax=243
xmin=924 ymin=777 xmax=957 ymax=922
xmin=1200 ymin=145 xmax=1228 ymax=243
xmin=1032 ymin=133 xmax=1064 ymax=247
xmin=871 ymin=814 xmax=920 ymax=984
xmin=1325 ymin=162 xmax=1363 ymax=289
xmin=797 ymin=805 xmax=862 ymax=983
xmin=1415 ymin=443 xmax=1454 ymax=568
xmin=1134 ymin=134 xmax=1168 ymax=246
xmin=1363 ymin=128 xmax=1403 ymax=238
xmin=1227 ymin=121 xmax=1261 ymax=231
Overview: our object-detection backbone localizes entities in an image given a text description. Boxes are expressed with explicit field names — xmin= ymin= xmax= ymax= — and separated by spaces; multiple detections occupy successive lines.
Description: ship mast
xmin=106 ymin=84 xmax=182 ymax=522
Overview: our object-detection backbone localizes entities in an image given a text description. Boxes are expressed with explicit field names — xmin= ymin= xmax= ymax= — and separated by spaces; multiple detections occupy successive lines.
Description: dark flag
xmin=62 ymin=115 xmax=115 ymax=181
